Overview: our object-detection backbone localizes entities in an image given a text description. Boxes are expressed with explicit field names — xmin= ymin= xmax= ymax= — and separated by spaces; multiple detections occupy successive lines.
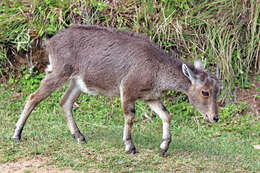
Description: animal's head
xmin=182 ymin=60 xmax=220 ymax=123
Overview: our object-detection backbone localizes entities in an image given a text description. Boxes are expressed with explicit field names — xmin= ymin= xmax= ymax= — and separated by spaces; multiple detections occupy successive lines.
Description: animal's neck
xmin=157 ymin=58 xmax=191 ymax=94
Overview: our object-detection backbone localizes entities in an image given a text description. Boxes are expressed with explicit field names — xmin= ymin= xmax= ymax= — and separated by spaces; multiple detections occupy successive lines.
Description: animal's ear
xmin=194 ymin=59 xmax=204 ymax=71
xmin=182 ymin=64 xmax=195 ymax=84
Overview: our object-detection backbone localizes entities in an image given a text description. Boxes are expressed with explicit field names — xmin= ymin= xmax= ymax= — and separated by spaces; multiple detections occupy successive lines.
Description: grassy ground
xmin=0 ymin=0 xmax=260 ymax=172
xmin=1 ymin=0 xmax=259 ymax=97
xmin=0 ymin=79 xmax=260 ymax=172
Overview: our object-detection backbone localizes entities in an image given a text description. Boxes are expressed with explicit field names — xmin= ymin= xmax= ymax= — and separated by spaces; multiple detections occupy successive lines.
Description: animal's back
xmin=46 ymin=25 xmax=171 ymax=96
xmin=46 ymin=24 xmax=170 ymax=68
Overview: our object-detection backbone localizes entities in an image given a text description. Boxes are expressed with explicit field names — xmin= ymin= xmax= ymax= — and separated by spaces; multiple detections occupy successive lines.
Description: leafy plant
xmin=19 ymin=67 xmax=44 ymax=92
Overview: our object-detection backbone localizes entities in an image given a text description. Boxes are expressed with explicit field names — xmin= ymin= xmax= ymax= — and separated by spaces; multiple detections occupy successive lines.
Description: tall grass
xmin=0 ymin=0 xmax=259 ymax=100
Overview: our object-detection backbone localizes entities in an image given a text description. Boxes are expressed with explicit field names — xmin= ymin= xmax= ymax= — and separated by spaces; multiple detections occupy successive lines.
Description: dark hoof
xmin=79 ymin=136 xmax=87 ymax=144
xmin=13 ymin=126 xmax=22 ymax=142
xmin=12 ymin=136 xmax=21 ymax=143
xmin=72 ymin=133 xmax=87 ymax=143
xmin=127 ymin=146 xmax=136 ymax=154
xmin=159 ymin=148 xmax=167 ymax=157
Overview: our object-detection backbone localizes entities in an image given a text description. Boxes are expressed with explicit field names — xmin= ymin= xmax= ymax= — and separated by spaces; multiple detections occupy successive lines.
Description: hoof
xmin=78 ymin=136 xmax=87 ymax=144
xmin=159 ymin=148 xmax=167 ymax=157
xmin=72 ymin=133 xmax=87 ymax=143
xmin=127 ymin=146 xmax=136 ymax=154
xmin=12 ymin=136 xmax=21 ymax=143
xmin=13 ymin=126 xmax=22 ymax=142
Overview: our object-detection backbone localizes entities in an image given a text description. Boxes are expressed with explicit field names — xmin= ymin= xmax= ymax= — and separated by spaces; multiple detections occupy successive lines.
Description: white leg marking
xmin=147 ymin=101 xmax=171 ymax=151
xmin=45 ymin=55 xmax=53 ymax=73
xmin=60 ymin=79 xmax=84 ymax=140
xmin=120 ymin=83 xmax=135 ymax=152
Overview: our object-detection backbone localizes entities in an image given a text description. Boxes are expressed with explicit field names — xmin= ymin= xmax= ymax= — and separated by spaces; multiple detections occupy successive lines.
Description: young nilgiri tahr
xmin=13 ymin=25 xmax=220 ymax=155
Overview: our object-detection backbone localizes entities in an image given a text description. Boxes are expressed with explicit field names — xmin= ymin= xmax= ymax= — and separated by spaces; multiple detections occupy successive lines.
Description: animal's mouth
xmin=204 ymin=114 xmax=212 ymax=123
xmin=199 ymin=110 xmax=215 ymax=124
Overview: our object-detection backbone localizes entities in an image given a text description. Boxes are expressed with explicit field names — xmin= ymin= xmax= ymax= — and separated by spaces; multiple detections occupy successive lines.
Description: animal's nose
xmin=213 ymin=116 xmax=219 ymax=122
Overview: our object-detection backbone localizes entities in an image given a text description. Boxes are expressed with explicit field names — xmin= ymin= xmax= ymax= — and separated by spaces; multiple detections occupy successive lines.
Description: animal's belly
xmin=75 ymin=77 xmax=120 ymax=97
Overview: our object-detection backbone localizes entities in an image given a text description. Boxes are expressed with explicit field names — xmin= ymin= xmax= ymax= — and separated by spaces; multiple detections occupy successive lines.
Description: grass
xmin=0 ymin=0 xmax=260 ymax=172
xmin=0 ymin=80 xmax=260 ymax=172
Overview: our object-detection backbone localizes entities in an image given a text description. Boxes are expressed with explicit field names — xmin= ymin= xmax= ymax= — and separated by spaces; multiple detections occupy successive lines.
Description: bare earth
xmin=0 ymin=156 xmax=82 ymax=173
xmin=236 ymin=75 xmax=260 ymax=117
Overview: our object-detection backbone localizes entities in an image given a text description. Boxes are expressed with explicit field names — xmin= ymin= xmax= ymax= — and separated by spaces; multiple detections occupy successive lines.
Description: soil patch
xmin=0 ymin=156 xmax=82 ymax=173
xmin=236 ymin=74 xmax=260 ymax=117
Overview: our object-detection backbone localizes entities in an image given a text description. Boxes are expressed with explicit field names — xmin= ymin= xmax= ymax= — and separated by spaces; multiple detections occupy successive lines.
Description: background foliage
xmin=0 ymin=0 xmax=259 ymax=100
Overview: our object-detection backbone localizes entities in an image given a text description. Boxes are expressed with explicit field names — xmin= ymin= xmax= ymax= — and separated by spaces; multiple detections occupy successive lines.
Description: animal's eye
xmin=201 ymin=90 xmax=210 ymax=97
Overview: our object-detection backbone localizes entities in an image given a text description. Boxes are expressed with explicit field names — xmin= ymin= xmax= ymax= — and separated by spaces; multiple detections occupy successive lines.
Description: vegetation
xmin=0 ymin=0 xmax=259 ymax=94
xmin=1 ymin=81 xmax=260 ymax=172
xmin=0 ymin=0 xmax=259 ymax=172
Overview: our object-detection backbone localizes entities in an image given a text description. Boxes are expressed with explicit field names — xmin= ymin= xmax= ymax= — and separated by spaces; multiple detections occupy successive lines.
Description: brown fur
xmin=13 ymin=25 xmax=220 ymax=155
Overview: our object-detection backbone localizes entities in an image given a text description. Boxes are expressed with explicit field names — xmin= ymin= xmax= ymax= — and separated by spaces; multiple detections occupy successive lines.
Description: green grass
xmin=0 ymin=82 xmax=259 ymax=172
xmin=0 ymin=1 xmax=260 ymax=171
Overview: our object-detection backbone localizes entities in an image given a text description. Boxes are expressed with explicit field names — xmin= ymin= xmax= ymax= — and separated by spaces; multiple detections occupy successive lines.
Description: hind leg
xmin=59 ymin=79 xmax=86 ymax=143
xmin=120 ymin=84 xmax=137 ymax=154
xmin=12 ymin=73 xmax=68 ymax=142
